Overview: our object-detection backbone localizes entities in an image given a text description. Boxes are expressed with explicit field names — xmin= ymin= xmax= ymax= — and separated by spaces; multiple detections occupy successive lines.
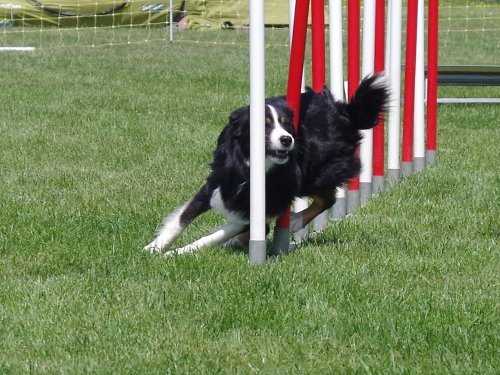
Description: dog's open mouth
xmin=267 ymin=149 xmax=290 ymax=161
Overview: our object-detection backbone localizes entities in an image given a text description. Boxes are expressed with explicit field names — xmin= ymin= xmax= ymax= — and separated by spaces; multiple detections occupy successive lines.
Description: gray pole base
xmin=332 ymin=197 xmax=346 ymax=220
xmin=360 ymin=182 xmax=372 ymax=206
xmin=426 ymin=150 xmax=437 ymax=166
xmin=249 ymin=240 xmax=267 ymax=265
xmin=271 ymin=227 xmax=290 ymax=256
xmin=387 ymin=169 xmax=399 ymax=186
xmin=346 ymin=190 xmax=360 ymax=214
xmin=293 ymin=226 xmax=309 ymax=244
xmin=313 ymin=211 xmax=329 ymax=231
xmin=414 ymin=157 xmax=425 ymax=172
xmin=372 ymin=175 xmax=385 ymax=195
xmin=401 ymin=161 xmax=413 ymax=177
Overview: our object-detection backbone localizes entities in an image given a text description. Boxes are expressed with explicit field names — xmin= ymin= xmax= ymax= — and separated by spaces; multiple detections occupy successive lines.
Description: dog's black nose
xmin=280 ymin=135 xmax=293 ymax=148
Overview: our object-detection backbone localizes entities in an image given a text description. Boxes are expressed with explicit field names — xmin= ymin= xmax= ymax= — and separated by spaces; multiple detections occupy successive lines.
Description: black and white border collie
xmin=143 ymin=74 xmax=388 ymax=256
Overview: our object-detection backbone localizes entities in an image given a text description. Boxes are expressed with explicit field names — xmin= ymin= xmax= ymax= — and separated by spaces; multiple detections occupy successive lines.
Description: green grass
xmin=1 ymin=29 xmax=499 ymax=374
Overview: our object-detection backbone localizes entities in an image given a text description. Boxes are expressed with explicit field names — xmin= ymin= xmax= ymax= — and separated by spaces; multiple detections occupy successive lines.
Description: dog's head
xmin=264 ymin=103 xmax=295 ymax=165
xmin=225 ymin=100 xmax=295 ymax=167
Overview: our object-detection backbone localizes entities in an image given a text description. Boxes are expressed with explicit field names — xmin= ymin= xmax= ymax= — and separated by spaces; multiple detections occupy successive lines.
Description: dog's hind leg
xmin=143 ymin=184 xmax=212 ymax=253
xmin=290 ymin=191 xmax=336 ymax=232
xmin=165 ymin=221 xmax=246 ymax=256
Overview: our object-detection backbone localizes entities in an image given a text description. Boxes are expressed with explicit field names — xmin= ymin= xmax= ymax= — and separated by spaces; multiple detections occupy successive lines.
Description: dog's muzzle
xmin=267 ymin=135 xmax=294 ymax=163
xmin=267 ymin=149 xmax=290 ymax=161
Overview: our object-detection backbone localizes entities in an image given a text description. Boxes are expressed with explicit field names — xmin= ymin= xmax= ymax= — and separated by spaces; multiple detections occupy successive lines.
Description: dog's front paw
xmin=164 ymin=244 xmax=197 ymax=257
xmin=143 ymin=232 xmax=179 ymax=253
xmin=143 ymin=240 xmax=165 ymax=253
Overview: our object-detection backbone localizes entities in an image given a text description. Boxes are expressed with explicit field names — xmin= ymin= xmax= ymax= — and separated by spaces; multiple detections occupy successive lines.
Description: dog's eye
xmin=280 ymin=116 xmax=293 ymax=128
xmin=265 ymin=117 xmax=272 ymax=126
xmin=279 ymin=116 xmax=291 ymax=125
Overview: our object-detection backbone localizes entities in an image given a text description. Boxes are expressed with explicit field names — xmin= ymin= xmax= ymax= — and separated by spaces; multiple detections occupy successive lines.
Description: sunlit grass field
xmin=1 ymin=8 xmax=499 ymax=374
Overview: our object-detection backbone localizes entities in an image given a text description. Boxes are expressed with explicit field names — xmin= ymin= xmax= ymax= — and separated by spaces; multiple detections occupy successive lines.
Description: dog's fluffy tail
xmin=347 ymin=73 xmax=389 ymax=130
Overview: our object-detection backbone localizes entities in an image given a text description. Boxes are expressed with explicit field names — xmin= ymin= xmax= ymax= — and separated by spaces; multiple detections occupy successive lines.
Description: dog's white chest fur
xmin=210 ymin=187 xmax=249 ymax=225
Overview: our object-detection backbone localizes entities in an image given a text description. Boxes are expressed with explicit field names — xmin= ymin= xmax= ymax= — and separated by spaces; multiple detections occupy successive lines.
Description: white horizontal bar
xmin=437 ymin=98 xmax=500 ymax=104
xmin=0 ymin=47 xmax=36 ymax=51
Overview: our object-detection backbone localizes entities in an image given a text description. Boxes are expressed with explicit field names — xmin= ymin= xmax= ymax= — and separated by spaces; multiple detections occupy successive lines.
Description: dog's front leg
xmin=143 ymin=202 xmax=191 ymax=252
xmin=164 ymin=222 xmax=246 ymax=257
xmin=143 ymin=184 xmax=213 ymax=252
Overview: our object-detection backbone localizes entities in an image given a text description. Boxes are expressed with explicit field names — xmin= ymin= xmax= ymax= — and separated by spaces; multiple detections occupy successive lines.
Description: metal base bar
xmin=332 ymin=197 xmax=346 ymax=220
xmin=313 ymin=211 xmax=329 ymax=231
xmin=346 ymin=190 xmax=360 ymax=214
xmin=372 ymin=175 xmax=385 ymax=195
xmin=387 ymin=169 xmax=400 ymax=186
xmin=293 ymin=226 xmax=309 ymax=244
xmin=249 ymin=240 xmax=267 ymax=264
xmin=414 ymin=157 xmax=425 ymax=172
xmin=271 ymin=227 xmax=290 ymax=256
xmin=401 ymin=161 xmax=413 ymax=177
xmin=426 ymin=150 xmax=437 ymax=166
xmin=360 ymin=182 xmax=372 ymax=206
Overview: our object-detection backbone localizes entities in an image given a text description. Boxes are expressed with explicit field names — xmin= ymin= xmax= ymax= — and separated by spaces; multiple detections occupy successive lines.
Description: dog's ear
xmin=300 ymin=86 xmax=340 ymax=127
xmin=219 ymin=105 xmax=251 ymax=162
xmin=320 ymin=85 xmax=337 ymax=107
xmin=228 ymin=106 xmax=250 ymax=137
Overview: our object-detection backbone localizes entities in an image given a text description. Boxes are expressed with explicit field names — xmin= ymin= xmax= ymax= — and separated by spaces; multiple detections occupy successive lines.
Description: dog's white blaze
xmin=267 ymin=104 xmax=294 ymax=150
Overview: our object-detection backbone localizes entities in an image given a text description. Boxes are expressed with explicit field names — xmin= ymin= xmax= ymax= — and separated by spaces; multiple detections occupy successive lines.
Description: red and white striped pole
xmin=426 ymin=0 xmax=439 ymax=166
xmin=346 ymin=0 xmax=361 ymax=214
xmin=401 ymin=0 xmax=419 ymax=177
xmin=272 ymin=0 xmax=309 ymax=253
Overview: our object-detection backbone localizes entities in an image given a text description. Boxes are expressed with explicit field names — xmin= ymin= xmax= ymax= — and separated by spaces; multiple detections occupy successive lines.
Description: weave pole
xmin=311 ymin=0 xmax=329 ymax=231
xmin=387 ymin=0 xmax=402 ymax=185
xmin=288 ymin=0 xmax=309 ymax=244
xmin=169 ymin=0 xmax=174 ymax=42
xmin=401 ymin=0 xmax=418 ymax=177
xmin=359 ymin=0 xmax=376 ymax=206
xmin=330 ymin=0 xmax=346 ymax=220
xmin=346 ymin=0 xmax=361 ymax=214
xmin=426 ymin=0 xmax=439 ymax=166
xmin=372 ymin=0 xmax=386 ymax=195
xmin=272 ymin=0 xmax=309 ymax=254
xmin=248 ymin=0 xmax=267 ymax=264
xmin=413 ymin=0 xmax=426 ymax=172
xmin=312 ymin=0 xmax=326 ymax=91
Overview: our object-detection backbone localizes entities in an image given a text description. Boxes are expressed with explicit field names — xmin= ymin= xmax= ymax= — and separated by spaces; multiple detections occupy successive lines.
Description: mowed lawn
xmin=0 ymin=30 xmax=499 ymax=374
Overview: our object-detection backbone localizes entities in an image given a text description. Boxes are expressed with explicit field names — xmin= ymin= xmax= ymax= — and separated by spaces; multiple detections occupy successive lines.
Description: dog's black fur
xmin=144 ymin=74 xmax=388 ymax=255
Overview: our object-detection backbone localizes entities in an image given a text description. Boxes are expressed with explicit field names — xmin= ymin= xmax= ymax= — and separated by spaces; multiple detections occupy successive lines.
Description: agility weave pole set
xmin=249 ymin=0 xmax=439 ymax=264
